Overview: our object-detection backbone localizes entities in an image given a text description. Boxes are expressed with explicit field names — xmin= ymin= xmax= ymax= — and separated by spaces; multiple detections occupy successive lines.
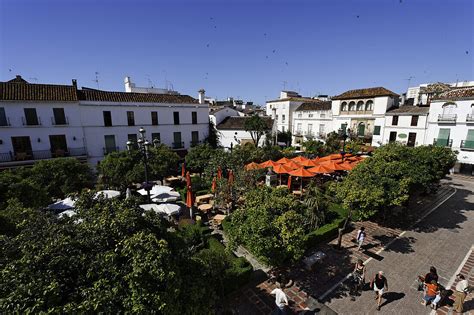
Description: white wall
xmin=291 ymin=109 xmax=333 ymax=142
xmin=210 ymin=107 xmax=242 ymax=126
xmin=381 ymin=115 xmax=428 ymax=146
xmin=426 ymin=99 xmax=474 ymax=166
xmin=217 ymin=129 xmax=267 ymax=149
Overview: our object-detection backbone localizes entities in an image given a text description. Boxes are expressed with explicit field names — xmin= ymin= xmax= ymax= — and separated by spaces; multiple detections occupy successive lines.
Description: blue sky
xmin=1 ymin=0 xmax=472 ymax=104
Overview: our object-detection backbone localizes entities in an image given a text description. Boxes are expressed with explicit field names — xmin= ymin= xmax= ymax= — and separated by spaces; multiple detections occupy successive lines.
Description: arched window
xmin=349 ymin=101 xmax=356 ymax=111
xmin=356 ymin=101 xmax=364 ymax=111
xmin=341 ymin=102 xmax=348 ymax=111
xmin=365 ymin=100 xmax=374 ymax=111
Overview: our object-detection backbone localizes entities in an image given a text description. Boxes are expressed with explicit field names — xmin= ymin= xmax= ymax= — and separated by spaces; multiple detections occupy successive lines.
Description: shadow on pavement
xmin=412 ymin=188 xmax=473 ymax=234
xmin=380 ymin=291 xmax=405 ymax=308
xmin=372 ymin=235 xmax=416 ymax=254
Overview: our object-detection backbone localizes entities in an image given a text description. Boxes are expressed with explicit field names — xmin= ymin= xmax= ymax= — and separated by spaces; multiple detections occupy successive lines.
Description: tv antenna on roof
xmin=405 ymin=76 xmax=415 ymax=91
xmin=282 ymin=81 xmax=288 ymax=90
xmin=92 ymin=72 xmax=100 ymax=89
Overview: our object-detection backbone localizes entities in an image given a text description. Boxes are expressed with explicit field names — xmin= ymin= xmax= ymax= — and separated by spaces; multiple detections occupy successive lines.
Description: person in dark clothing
xmin=424 ymin=266 xmax=438 ymax=285
xmin=371 ymin=271 xmax=388 ymax=311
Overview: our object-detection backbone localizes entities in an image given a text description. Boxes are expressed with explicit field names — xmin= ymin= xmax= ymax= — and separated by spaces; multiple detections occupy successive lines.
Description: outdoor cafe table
xmin=197 ymin=203 xmax=213 ymax=213
xmin=195 ymin=194 xmax=213 ymax=205
xmin=213 ymin=214 xmax=227 ymax=226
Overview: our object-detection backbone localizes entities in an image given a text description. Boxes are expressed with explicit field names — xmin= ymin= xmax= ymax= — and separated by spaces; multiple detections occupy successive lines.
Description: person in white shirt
xmin=453 ymin=274 xmax=469 ymax=313
xmin=270 ymin=283 xmax=289 ymax=314
xmin=356 ymin=227 xmax=366 ymax=251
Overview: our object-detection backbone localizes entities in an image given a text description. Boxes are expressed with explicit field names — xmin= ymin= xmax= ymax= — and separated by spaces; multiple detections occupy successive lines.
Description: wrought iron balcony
xmin=190 ymin=140 xmax=201 ymax=147
xmin=51 ymin=116 xmax=69 ymax=125
xmin=103 ymin=146 xmax=120 ymax=155
xmin=437 ymin=114 xmax=457 ymax=122
xmin=0 ymin=147 xmax=87 ymax=163
xmin=466 ymin=114 xmax=474 ymax=122
xmin=172 ymin=142 xmax=184 ymax=149
xmin=460 ymin=140 xmax=474 ymax=151
xmin=433 ymin=138 xmax=453 ymax=147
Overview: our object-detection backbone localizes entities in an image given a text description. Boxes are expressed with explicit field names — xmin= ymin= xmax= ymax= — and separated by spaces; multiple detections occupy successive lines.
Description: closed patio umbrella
xmin=287 ymin=175 xmax=292 ymax=190
xmin=228 ymin=169 xmax=234 ymax=185
xmin=217 ymin=166 xmax=222 ymax=179
xmin=181 ymin=163 xmax=186 ymax=177
xmin=186 ymin=171 xmax=193 ymax=209
xmin=211 ymin=177 xmax=217 ymax=193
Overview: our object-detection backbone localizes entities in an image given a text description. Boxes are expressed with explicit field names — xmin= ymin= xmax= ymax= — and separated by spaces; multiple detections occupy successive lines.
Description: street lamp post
xmin=127 ymin=127 xmax=160 ymax=203
xmin=338 ymin=127 xmax=350 ymax=162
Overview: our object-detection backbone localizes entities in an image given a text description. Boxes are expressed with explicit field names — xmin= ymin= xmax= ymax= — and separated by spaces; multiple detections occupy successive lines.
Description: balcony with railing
xmin=190 ymin=140 xmax=201 ymax=147
xmin=0 ymin=147 xmax=88 ymax=165
xmin=103 ymin=146 xmax=120 ymax=155
xmin=22 ymin=116 xmax=42 ymax=126
xmin=437 ymin=114 xmax=457 ymax=123
xmin=461 ymin=140 xmax=474 ymax=151
xmin=466 ymin=114 xmax=474 ymax=123
xmin=0 ymin=117 xmax=11 ymax=127
xmin=51 ymin=116 xmax=69 ymax=125
xmin=433 ymin=138 xmax=453 ymax=147
xmin=172 ymin=142 xmax=185 ymax=149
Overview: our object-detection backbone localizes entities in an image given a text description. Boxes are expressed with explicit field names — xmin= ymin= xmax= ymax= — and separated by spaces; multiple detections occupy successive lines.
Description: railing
xmin=103 ymin=146 xmax=120 ymax=155
xmin=22 ymin=116 xmax=42 ymax=126
xmin=51 ymin=116 xmax=69 ymax=125
xmin=461 ymin=140 xmax=474 ymax=151
xmin=0 ymin=147 xmax=87 ymax=163
xmin=0 ymin=117 xmax=11 ymax=127
xmin=438 ymin=114 xmax=457 ymax=122
xmin=467 ymin=114 xmax=474 ymax=122
xmin=172 ymin=142 xmax=184 ymax=149
xmin=433 ymin=138 xmax=453 ymax=147
xmin=190 ymin=140 xmax=201 ymax=147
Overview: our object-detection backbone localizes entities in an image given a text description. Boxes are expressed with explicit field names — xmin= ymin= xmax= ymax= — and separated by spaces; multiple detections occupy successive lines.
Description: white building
xmin=406 ymin=81 xmax=474 ymax=106
xmin=209 ymin=107 xmax=243 ymax=126
xmin=215 ymin=116 xmax=273 ymax=149
xmin=291 ymin=101 xmax=333 ymax=144
xmin=330 ymin=87 xmax=399 ymax=146
xmin=425 ymin=87 xmax=474 ymax=174
xmin=266 ymin=91 xmax=325 ymax=133
xmin=381 ymin=106 xmax=430 ymax=146
xmin=0 ymin=76 xmax=209 ymax=168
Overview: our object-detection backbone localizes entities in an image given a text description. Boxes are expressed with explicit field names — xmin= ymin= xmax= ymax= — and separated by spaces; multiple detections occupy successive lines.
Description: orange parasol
xmin=284 ymin=160 xmax=302 ymax=169
xmin=211 ymin=177 xmax=217 ymax=192
xmin=317 ymin=155 xmax=332 ymax=162
xmin=319 ymin=160 xmax=348 ymax=171
xmin=288 ymin=167 xmax=316 ymax=177
xmin=273 ymin=164 xmax=293 ymax=174
xmin=185 ymin=171 xmax=193 ymax=208
xmin=291 ymin=156 xmax=309 ymax=163
xmin=287 ymin=175 xmax=292 ymax=190
xmin=298 ymin=159 xmax=318 ymax=167
xmin=259 ymin=160 xmax=279 ymax=168
xmin=307 ymin=164 xmax=335 ymax=174
xmin=338 ymin=162 xmax=354 ymax=171
xmin=276 ymin=157 xmax=292 ymax=164
xmin=181 ymin=163 xmax=186 ymax=177
xmin=217 ymin=166 xmax=222 ymax=179
xmin=245 ymin=162 xmax=261 ymax=170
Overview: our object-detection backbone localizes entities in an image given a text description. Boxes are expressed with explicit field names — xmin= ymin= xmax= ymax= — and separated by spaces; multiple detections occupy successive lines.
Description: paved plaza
xmin=324 ymin=175 xmax=474 ymax=315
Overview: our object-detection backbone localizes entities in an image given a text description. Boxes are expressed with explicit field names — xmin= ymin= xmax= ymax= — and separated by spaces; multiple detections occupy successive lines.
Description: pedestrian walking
xmin=371 ymin=271 xmax=388 ymax=311
xmin=270 ymin=283 xmax=289 ymax=315
xmin=453 ymin=274 xmax=469 ymax=313
xmin=356 ymin=227 xmax=366 ymax=251
xmin=353 ymin=259 xmax=366 ymax=284
xmin=424 ymin=266 xmax=438 ymax=285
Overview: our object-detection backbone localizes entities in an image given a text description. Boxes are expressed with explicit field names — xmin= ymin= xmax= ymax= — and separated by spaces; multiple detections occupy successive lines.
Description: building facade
xmin=215 ymin=116 xmax=273 ymax=149
xmin=425 ymin=87 xmax=474 ymax=174
xmin=0 ymin=76 xmax=209 ymax=168
xmin=382 ymin=106 xmax=429 ymax=146
xmin=331 ymin=87 xmax=399 ymax=146
xmin=291 ymin=101 xmax=332 ymax=144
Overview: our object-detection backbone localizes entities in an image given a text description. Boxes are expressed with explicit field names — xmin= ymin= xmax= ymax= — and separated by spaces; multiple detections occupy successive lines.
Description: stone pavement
xmin=222 ymin=179 xmax=464 ymax=314
xmin=435 ymin=246 xmax=474 ymax=315
xmin=324 ymin=175 xmax=474 ymax=315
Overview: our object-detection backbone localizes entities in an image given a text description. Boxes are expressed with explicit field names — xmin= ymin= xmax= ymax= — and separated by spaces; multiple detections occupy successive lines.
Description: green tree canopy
xmin=185 ymin=143 xmax=216 ymax=175
xmin=244 ymin=115 xmax=269 ymax=147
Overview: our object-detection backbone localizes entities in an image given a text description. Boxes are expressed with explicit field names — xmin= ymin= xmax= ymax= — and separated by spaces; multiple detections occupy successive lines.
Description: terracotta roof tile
xmin=216 ymin=116 xmax=273 ymax=130
xmin=0 ymin=80 xmax=78 ymax=102
xmin=332 ymin=87 xmax=399 ymax=100
xmin=295 ymin=101 xmax=331 ymax=111
xmin=436 ymin=87 xmax=474 ymax=100
xmin=385 ymin=106 xmax=430 ymax=116
xmin=77 ymin=89 xmax=198 ymax=104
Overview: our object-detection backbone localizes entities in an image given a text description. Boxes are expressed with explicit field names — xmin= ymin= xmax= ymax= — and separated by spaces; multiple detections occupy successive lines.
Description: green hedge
xmin=206 ymin=237 xmax=253 ymax=295
xmin=305 ymin=203 xmax=349 ymax=248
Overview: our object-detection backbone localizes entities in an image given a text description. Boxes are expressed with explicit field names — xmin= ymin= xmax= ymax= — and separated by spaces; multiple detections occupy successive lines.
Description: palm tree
xmin=302 ymin=183 xmax=328 ymax=229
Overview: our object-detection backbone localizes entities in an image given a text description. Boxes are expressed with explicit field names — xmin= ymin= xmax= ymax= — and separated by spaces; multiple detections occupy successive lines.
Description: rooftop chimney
xmin=198 ymin=89 xmax=206 ymax=104
xmin=124 ymin=76 xmax=134 ymax=92
xmin=72 ymin=79 xmax=77 ymax=89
